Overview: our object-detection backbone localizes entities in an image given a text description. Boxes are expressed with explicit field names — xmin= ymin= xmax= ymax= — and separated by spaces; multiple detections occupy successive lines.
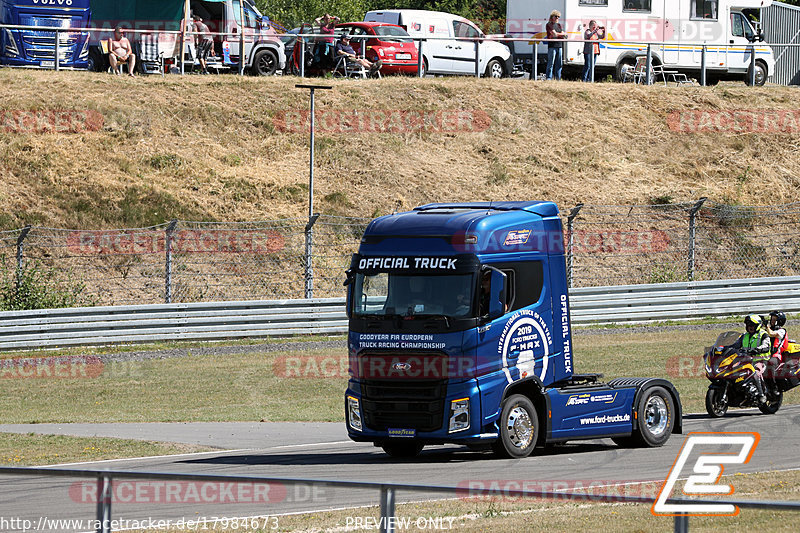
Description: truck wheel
xmin=485 ymin=59 xmax=504 ymax=79
xmin=252 ymin=49 xmax=278 ymax=76
xmin=705 ymin=387 xmax=728 ymax=418
xmin=492 ymin=394 xmax=539 ymax=458
xmin=633 ymin=386 xmax=674 ymax=447
xmin=758 ymin=390 xmax=782 ymax=414
xmin=745 ymin=60 xmax=767 ymax=86
xmin=616 ymin=58 xmax=635 ymax=82
xmin=381 ymin=442 xmax=424 ymax=458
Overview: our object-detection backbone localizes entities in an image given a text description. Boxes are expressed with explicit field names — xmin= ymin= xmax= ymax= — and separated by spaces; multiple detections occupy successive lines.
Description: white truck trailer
xmin=507 ymin=0 xmax=775 ymax=84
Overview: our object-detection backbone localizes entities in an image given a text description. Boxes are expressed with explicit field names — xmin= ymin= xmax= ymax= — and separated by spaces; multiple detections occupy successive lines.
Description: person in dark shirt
xmin=335 ymin=34 xmax=381 ymax=74
xmin=545 ymin=10 xmax=566 ymax=80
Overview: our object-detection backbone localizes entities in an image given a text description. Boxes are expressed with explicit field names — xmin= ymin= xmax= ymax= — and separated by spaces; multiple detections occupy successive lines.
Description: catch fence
xmin=1 ymin=201 xmax=798 ymax=307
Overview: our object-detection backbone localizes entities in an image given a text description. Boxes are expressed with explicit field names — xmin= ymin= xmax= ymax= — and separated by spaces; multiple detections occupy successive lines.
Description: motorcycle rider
xmin=732 ymin=314 xmax=770 ymax=403
xmin=765 ymin=310 xmax=789 ymax=367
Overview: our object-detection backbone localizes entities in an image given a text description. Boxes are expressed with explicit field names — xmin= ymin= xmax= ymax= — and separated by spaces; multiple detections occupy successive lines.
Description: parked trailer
xmin=0 ymin=0 xmax=91 ymax=69
xmin=507 ymin=0 xmax=775 ymax=85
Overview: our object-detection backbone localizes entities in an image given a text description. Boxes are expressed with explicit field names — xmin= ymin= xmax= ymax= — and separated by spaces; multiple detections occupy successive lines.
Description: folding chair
xmin=332 ymin=54 xmax=369 ymax=79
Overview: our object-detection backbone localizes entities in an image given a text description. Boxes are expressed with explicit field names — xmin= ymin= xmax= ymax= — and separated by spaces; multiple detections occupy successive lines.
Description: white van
xmin=506 ymin=0 xmax=775 ymax=85
xmin=364 ymin=9 xmax=514 ymax=77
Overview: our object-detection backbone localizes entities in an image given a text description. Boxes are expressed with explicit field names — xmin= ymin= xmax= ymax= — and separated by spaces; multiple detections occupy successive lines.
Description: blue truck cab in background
xmin=1 ymin=0 xmax=90 ymax=68
xmin=344 ymin=202 xmax=682 ymax=458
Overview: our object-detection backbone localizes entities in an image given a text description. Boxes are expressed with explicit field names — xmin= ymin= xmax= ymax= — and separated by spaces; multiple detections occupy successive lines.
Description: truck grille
xmin=361 ymin=380 xmax=446 ymax=432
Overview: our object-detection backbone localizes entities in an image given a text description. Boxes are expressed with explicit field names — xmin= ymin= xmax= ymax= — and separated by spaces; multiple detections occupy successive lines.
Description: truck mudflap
xmin=608 ymin=377 xmax=683 ymax=435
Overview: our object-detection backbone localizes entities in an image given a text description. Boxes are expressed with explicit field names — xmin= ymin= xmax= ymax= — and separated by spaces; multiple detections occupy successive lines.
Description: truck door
xmin=726 ymin=10 xmax=756 ymax=73
xmin=229 ymin=0 xmax=258 ymax=64
xmin=450 ymin=19 xmax=481 ymax=74
xmin=660 ymin=0 xmax=679 ymax=64
xmin=417 ymin=17 xmax=452 ymax=73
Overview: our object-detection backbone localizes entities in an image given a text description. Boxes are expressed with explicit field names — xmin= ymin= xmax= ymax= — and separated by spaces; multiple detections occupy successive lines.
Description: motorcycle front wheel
xmin=759 ymin=390 xmax=783 ymax=414
xmin=705 ymin=386 xmax=728 ymax=417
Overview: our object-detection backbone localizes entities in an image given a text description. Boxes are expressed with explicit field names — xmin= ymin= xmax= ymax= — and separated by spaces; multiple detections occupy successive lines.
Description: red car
xmin=336 ymin=22 xmax=420 ymax=75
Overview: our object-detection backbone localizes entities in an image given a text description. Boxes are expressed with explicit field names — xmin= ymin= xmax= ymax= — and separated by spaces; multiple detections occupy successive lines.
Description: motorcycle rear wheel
xmin=758 ymin=390 xmax=783 ymax=414
xmin=705 ymin=387 xmax=728 ymax=417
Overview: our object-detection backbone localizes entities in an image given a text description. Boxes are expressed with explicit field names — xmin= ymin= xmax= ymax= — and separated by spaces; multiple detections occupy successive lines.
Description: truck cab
xmin=1 ymin=0 xmax=91 ymax=69
xmin=345 ymin=202 xmax=681 ymax=458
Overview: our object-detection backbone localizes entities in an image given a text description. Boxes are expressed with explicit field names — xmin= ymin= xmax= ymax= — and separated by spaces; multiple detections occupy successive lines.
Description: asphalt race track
xmin=1 ymin=406 xmax=799 ymax=532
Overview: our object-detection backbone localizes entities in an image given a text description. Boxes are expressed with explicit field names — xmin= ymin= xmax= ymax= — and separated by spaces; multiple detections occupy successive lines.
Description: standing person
xmin=545 ymin=10 xmax=566 ymax=80
xmin=582 ymin=20 xmax=605 ymax=82
xmin=314 ymin=13 xmax=339 ymax=64
xmin=193 ymin=15 xmax=214 ymax=74
xmin=108 ymin=26 xmax=136 ymax=76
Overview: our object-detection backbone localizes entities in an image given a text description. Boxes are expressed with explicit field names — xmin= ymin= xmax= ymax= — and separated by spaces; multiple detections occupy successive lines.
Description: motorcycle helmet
xmin=744 ymin=315 xmax=761 ymax=330
xmin=769 ymin=310 xmax=787 ymax=327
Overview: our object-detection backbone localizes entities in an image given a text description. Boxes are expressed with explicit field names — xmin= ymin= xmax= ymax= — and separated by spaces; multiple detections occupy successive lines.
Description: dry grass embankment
xmin=1 ymin=70 xmax=800 ymax=229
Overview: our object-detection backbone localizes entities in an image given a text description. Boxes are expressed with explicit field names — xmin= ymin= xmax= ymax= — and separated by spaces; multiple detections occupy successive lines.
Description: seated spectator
xmin=335 ymin=34 xmax=382 ymax=75
xmin=108 ymin=26 xmax=136 ymax=76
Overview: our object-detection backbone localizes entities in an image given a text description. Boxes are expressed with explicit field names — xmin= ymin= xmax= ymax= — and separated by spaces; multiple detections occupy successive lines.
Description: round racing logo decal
xmin=498 ymin=310 xmax=552 ymax=384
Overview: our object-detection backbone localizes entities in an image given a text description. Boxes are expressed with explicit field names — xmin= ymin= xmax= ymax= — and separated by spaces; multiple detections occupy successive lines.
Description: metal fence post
xmin=361 ymin=37 xmax=366 ymax=58
xmin=748 ymin=46 xmax=756 ymax=86
xmin=305 ymin=214 xmax=320 ymax=299
xmin=165 ymin=220 xmax=178 ymax=304
xmin=379 ymin=486 xmax=396 ymax=533
xmin=96 ymin=474 xmax=112 ymax=533
xmin=646 ymin=44 xmax=652 ymax=85
xmin=674 ymin=514 xmax=689 ymax=533
xmin=474 ymin=40 xmax=480 ymax=78
xmin=700 ymin=44 xmax=707 ymax=86
xmin=300 ymin=39 xmax=305 ymax=78
xmin=54 ymin=29 xmax=60 ymax=71
xmin=533 ymin=44 xmax=538 ymax=80
xmin=238 ymin=0 xmax=246 ymax=76
xmin=566 ymin=204 xmax=584 ymax=289
xmin=417 ymin=39 xmax=424 ymax=77
xmin=688 ymin=197 xmax=708 ymax=282
xmin=15 ymin=225 xmax=32 ymax=291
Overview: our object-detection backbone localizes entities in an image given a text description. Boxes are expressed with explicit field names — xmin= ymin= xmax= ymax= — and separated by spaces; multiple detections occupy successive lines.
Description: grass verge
xmin=0 ymin=432 xmax=215 ymax=466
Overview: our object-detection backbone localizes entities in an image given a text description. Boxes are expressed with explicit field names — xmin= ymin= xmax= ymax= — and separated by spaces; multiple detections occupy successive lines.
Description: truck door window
xmin=691 ymin=0 xmax=718 ymax=20
xmin=623 ymin=0 xmax=651 ymax=13
xmin=452 ymin=21 xmax=480 ymax=40
xmin=486 ymin=261 xmax=543 ymax=311
xmin=731 ymin=13 xmax=754 ymax=40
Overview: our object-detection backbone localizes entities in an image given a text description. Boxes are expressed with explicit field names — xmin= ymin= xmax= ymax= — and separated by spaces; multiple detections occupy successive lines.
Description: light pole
xmin=296 ymin=84 xmax=332 ymax=299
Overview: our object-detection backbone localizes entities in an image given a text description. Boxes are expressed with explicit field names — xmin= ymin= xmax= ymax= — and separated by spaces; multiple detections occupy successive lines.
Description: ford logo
xmin=392 ymin=362 xmax=412 ymax=371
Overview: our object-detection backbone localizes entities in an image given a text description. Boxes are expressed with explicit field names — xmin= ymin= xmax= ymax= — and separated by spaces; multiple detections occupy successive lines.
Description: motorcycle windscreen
xmin=715 ymin=331 xmax=741 ymax=347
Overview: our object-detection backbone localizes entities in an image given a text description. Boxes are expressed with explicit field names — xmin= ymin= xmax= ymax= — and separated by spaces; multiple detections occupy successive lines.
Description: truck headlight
xmin=448 ymin=398 xmax=470 ymax=433
xmin=347 ymin=396 xmax=362 ymax=431
xmin=4 ymin=29 xmax=19 ymax=57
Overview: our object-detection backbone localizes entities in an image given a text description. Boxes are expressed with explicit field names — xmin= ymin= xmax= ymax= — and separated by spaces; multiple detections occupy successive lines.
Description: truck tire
xmin=251 ymin=49 xmax=278 ymax=76
xmin=492 ymin=394 xmax=539 ymax=458
xmin=758 ymin=390 xmax=782 ymax=414
xmin=633 ymin=386 xmax=674 ymax=447
xmin=485 ymin=59 xmax=504 ymax=79
xmin=705 ymin=387 xmax=728 ymax=418
xmin=616 ymin=58 xmax=635 ymax=82
xmin=745 ymin=60 xmax=767 ymax=86
xmin=381 ymin=441 xmax=424 ymax=458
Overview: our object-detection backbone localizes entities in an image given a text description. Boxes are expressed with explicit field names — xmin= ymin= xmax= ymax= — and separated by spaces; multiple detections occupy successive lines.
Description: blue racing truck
xmin=344 ymin=201 xmax=682 ymax=458
xmin=1 ymin=0 xmax=90 ymax=69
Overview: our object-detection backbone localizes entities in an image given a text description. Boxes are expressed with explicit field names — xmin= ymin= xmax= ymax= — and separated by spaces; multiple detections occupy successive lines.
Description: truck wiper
xmin=410 ymin=314 xmax=451 ymax=328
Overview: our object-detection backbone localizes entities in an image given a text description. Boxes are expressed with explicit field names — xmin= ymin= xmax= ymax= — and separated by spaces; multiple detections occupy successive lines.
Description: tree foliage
xmin=256 ymin=0 xmax=507 ymax=33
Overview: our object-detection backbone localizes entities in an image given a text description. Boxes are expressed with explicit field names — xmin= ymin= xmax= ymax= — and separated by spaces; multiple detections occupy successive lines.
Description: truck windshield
xmin=352 ymin=273 xmax=475 ymax=318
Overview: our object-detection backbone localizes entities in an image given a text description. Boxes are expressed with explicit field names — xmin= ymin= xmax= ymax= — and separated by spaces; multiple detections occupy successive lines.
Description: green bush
xmin=0 ymin=261 xmax=96 ymax=311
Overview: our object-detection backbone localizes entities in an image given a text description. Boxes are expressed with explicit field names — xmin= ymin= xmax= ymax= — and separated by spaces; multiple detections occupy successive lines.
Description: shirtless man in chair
xmin=109 ymin=26 xmax=136 ymax=76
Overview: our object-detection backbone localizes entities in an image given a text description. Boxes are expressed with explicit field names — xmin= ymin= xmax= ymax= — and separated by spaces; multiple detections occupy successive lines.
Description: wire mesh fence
xmin=1 ymin=202 xmax=798 ymax=307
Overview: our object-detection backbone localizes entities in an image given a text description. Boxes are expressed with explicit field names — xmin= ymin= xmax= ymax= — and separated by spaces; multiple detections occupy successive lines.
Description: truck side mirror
xmin=344 ymin=268 xmax=355 ymax=318
xmin=486 ymin=267 xmax=507 ymax=321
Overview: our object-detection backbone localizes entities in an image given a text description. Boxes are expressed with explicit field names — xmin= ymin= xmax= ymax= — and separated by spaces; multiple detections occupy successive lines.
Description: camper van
xmin=87 ymin=0 xmax=284 ymax=75
xmin=507 ymin=0 xmax=775 ymax=85
xmin=364 ymin=9 xmax=514 ymax=77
